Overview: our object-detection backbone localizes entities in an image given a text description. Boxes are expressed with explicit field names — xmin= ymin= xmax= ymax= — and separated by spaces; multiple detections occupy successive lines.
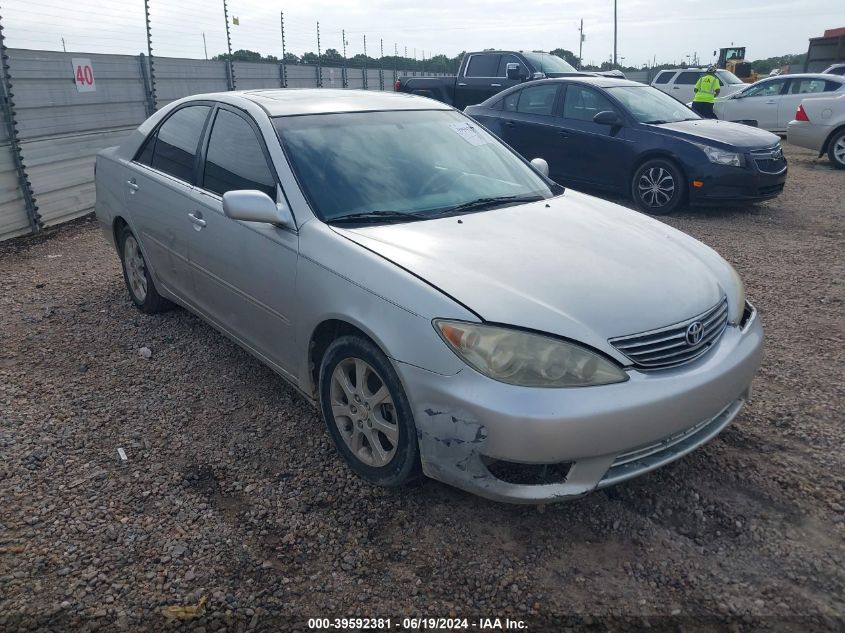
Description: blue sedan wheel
xmin=631 ymin=159 xmax=685 ymax=215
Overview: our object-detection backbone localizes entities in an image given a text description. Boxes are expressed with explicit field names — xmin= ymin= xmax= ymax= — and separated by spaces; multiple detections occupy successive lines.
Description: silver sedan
xmin=94 ymin=89 xmax=762 ymax=504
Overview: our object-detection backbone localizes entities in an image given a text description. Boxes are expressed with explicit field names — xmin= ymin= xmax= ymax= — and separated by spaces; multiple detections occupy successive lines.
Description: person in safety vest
xmin=692 ymin=65 xmax=721 ymax=119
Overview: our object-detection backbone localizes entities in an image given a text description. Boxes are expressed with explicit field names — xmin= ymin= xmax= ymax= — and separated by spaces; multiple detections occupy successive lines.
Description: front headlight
xmin=433 ymin=320 xmax=628 ymax=388
xmin=694 ymin=143 xmax=745 ymax=167
xmin=727 ymin=264 xmax=746 ymax=325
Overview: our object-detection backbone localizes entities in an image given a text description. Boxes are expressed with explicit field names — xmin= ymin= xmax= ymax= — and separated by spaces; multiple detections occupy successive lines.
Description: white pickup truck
xmin=651 ymin=68 xmax=747 ymax=103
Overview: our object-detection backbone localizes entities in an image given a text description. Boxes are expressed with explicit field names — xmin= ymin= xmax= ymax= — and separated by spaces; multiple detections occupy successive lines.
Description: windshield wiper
xmin=428 ymin=195 xmax=545 ymax=217
xmin=327 ymin=210 xmax=428 ymax=225
xmin=643 ymin=119 xmax=669 ymax=125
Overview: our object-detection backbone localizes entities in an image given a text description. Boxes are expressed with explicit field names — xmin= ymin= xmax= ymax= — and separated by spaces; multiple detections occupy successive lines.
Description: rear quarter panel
xmin=94 ymin=148 xmax=127 ymax=250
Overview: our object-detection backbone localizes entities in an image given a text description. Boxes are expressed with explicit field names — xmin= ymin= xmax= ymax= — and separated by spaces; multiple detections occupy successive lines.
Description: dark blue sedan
xmin=465 ymin=77 xmax=787 ymax=214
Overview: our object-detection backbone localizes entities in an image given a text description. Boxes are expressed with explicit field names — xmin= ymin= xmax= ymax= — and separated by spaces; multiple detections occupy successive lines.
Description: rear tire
xmin=827 ymin=129 xmax=845 ymax=170
xmin=318 ymin=335 xmax=420 ymax=487
xmin=631 ymin=158 xmax=686 ymax=215
xmin=117 ymin=225 xmax=172 ymax=314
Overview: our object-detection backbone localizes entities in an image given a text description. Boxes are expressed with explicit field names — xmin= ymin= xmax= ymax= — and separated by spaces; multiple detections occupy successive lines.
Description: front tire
xmin=631 ymin=158 xmax=686 ymax=215
xmin=118 ymin=225 xmax=172 ymax=314
xmin=827 ymin=129 xmax=845 ymax=170
xmin=318 ymin=335 xmax=420 ymax=487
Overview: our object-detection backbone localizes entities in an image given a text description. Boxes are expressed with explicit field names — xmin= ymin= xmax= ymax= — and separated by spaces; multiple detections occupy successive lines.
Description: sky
xmin=3 ymin=0 xmax=844 ymax=68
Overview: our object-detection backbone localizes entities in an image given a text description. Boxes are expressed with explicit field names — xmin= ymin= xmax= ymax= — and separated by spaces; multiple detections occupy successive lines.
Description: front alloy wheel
xmin=329 ymin=357 xmax=398 ymax=467
xmin=318 ymin=336 xmax=420 ymax=487
xmin=632 ymin=159 xmax=685 ymax=215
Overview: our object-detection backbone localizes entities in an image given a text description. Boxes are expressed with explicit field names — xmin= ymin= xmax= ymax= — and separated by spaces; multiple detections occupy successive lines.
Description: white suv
xmin=651 ymin=68 xmax=747 ymax=103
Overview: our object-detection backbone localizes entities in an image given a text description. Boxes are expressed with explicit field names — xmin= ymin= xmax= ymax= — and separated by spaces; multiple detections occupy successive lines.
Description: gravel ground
xmin=1 ymin=143 xmax=843 ymax=633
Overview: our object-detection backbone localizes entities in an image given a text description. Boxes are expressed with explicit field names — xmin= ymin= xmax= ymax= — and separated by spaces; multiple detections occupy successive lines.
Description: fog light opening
xmin=483 ymin=457 xmax=572 ymax=485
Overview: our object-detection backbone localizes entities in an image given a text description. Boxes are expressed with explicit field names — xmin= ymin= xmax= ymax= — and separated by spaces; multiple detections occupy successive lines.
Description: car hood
xmin=332 ymin=191 xmax=729 ymax=354
xmin=648 ymin=119 xmax=780 ymax=149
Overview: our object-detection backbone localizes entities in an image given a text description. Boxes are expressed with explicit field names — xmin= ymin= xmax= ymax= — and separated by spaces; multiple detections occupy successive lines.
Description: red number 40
xmin=76 ymin=65 xmax=93 ymax=85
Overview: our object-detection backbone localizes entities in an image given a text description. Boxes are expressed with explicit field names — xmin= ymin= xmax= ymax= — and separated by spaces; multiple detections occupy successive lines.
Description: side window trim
xmin=131 ymin=101 xmax=215 ymax=186
xmin=196 ymin=103 xmax=281 ymax=200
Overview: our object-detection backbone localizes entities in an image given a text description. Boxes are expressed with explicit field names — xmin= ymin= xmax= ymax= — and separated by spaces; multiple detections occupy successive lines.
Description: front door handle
xmin=765 ymin=100 xmax=776 ymax=104
xmin=457 ymin=82 xmax=467 ymax=86
xmin=490 ymin=83 xmax=501 ymax=87
xmin=503 ymin=121 xmax=516 ymax=128
xmin=188 ymin=212 xmax=206 ymax=229
xmin=127 ymin=178 xmax=139 ymax=193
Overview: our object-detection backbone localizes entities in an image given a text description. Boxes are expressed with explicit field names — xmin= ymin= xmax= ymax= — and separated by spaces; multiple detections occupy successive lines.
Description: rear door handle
xmin=490 ymin=83 xmax=501 ymax=87
xmin=127 ymin=178 xmax=139 ymax=192
xmin=673 ymin=86 xmax=680 ymax=89
xmin=457 ymin=82 xmax=467 ymax=86
xmin=188 ymin=212 xmax=206 ymax=228
xmin=765 ymin=100 xmax=776 ymax=104
xmin=503 ymin=121 xmax=516 ymax=127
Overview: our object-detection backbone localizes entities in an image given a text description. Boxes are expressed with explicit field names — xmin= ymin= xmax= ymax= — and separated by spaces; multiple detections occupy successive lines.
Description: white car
xmin=787 ymin=92 xmax=845 ymax=169
xmin=715 ymin=73 xmax=845 ymax=133
xmin=651 ymin=68 xmax=747 ymax=103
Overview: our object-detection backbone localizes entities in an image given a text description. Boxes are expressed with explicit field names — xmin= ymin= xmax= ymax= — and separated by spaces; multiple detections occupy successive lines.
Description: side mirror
xmin=222 ymin=190 xmax=294 ymax=229
xmin=593 ymin=110 xmax=623 ymax=126
xmin=530 ymin=157 xmax=549 ymax=177
xmin=506 ymin=63 xmax=521 ymax=81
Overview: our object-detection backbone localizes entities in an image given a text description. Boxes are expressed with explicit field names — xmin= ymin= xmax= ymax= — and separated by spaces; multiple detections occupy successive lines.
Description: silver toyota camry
xmin=94 ymin=89 xmax=763 ymax=504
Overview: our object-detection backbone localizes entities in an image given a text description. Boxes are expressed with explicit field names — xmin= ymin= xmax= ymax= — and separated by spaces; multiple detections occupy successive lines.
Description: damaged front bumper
xmin=394 ymin=312 xmax=763 ymax=504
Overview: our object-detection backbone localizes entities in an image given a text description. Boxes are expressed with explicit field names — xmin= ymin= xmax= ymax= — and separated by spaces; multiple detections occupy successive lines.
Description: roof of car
xmin=758 ymin=73 xmax=844 ymax=81
xmin=534 ymin=76 xmax=642 ymax=88
xmin=213 ymin=89 xmax=453 ymax=116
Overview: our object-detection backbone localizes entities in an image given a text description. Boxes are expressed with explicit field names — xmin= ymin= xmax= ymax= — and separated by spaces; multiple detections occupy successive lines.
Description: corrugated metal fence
xmin=0 ymin=48 xmax=445 ymax=241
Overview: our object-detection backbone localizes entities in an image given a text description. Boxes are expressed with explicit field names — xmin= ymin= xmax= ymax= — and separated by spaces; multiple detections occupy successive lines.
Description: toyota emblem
xmin=685 ymin=321 xmax=704 ymax=346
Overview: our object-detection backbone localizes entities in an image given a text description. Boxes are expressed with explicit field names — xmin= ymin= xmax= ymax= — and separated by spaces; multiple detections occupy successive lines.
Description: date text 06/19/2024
xmin=307 ymin=617 xmax=529 ymax=630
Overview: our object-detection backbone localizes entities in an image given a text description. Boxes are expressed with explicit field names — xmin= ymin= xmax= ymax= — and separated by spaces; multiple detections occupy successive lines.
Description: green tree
xmin=550 ymin=48 xmax=580 ymax=68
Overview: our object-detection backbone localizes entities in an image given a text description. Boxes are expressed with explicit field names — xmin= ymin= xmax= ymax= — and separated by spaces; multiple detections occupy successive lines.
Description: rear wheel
xmin=827 ymin=129 xmax=845 ymax=170
xmin=118 ymin=225 xmax=172 ymax=314
xmin=318 ymin=335 xmax=420 ymax=487
xmin=631 ymin=158 xmax=686 ymax=215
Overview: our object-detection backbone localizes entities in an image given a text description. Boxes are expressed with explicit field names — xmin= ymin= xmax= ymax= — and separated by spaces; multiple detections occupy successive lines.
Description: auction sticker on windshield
xmin=448 ymin=121 xmax=490 ymax=146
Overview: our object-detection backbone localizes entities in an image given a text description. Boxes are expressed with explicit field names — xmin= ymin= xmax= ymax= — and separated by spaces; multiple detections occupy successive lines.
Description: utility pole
xmin=363 ymin=34 xmax=367 ymax=89
xmin=379 ymin=39 xmax=384 ymax=90
xmin=341 ymin=29 xmax=348 ymax=88
xmin=613 ymin=0 xmax=617 ymax=68
xmin=316 ymin=20 xmax=322 ymax=87
xmin=61 ymin=37 xmax=66 ymax=53
xmin=578 ymin=19 xmax=584 ymax=69
xmin=202 ymin=32 xmax=208 ymax=60
xmin=222 ymin=0 xmax=234 ymax=89
xmin=279 ymin=12 xmax=287 ymax=88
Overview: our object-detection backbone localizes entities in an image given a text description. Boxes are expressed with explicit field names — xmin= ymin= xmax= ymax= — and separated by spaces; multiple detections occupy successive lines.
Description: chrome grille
xmin=751 ymin=145 xmax=787 ymax=174
xmin=609 ymin=297 xmax=728 ymax=369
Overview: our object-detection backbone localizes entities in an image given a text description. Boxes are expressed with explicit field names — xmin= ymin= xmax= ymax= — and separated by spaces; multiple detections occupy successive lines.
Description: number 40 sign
xmin=71 ymin=58 xmax=96 ymax=92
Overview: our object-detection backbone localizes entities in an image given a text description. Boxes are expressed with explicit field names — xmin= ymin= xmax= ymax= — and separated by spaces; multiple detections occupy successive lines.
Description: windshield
xmin=716 ymin=70 xmax=744 ymax=85
xmin=273 ymin=110 xmax=556 ymax=222
xmin=606 ymin=86 xmax=699 ymax=124
xmin=522 ymin=53 xmax=577 ymax=74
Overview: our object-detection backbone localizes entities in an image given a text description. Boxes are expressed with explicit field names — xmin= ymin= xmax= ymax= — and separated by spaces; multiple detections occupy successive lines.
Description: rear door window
xmin=516 ymin=84 xmax=559 ymax=116
xmin=653 ymin=71 xmax=674 ymax=84
xmin=503 ymin=90 xmax=520 ymax=112
xmin=147 ymin=105 xmax=211 ymax=182
xmin=465 ymin=54 xmax=500 ymax=78
xmin=787 ymin=78 xmax=843 ymax=94
xmin=202 ymin=109 xmax=276 ymax=198
xmin=675 ymin=71 xmax=701 ymax=85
